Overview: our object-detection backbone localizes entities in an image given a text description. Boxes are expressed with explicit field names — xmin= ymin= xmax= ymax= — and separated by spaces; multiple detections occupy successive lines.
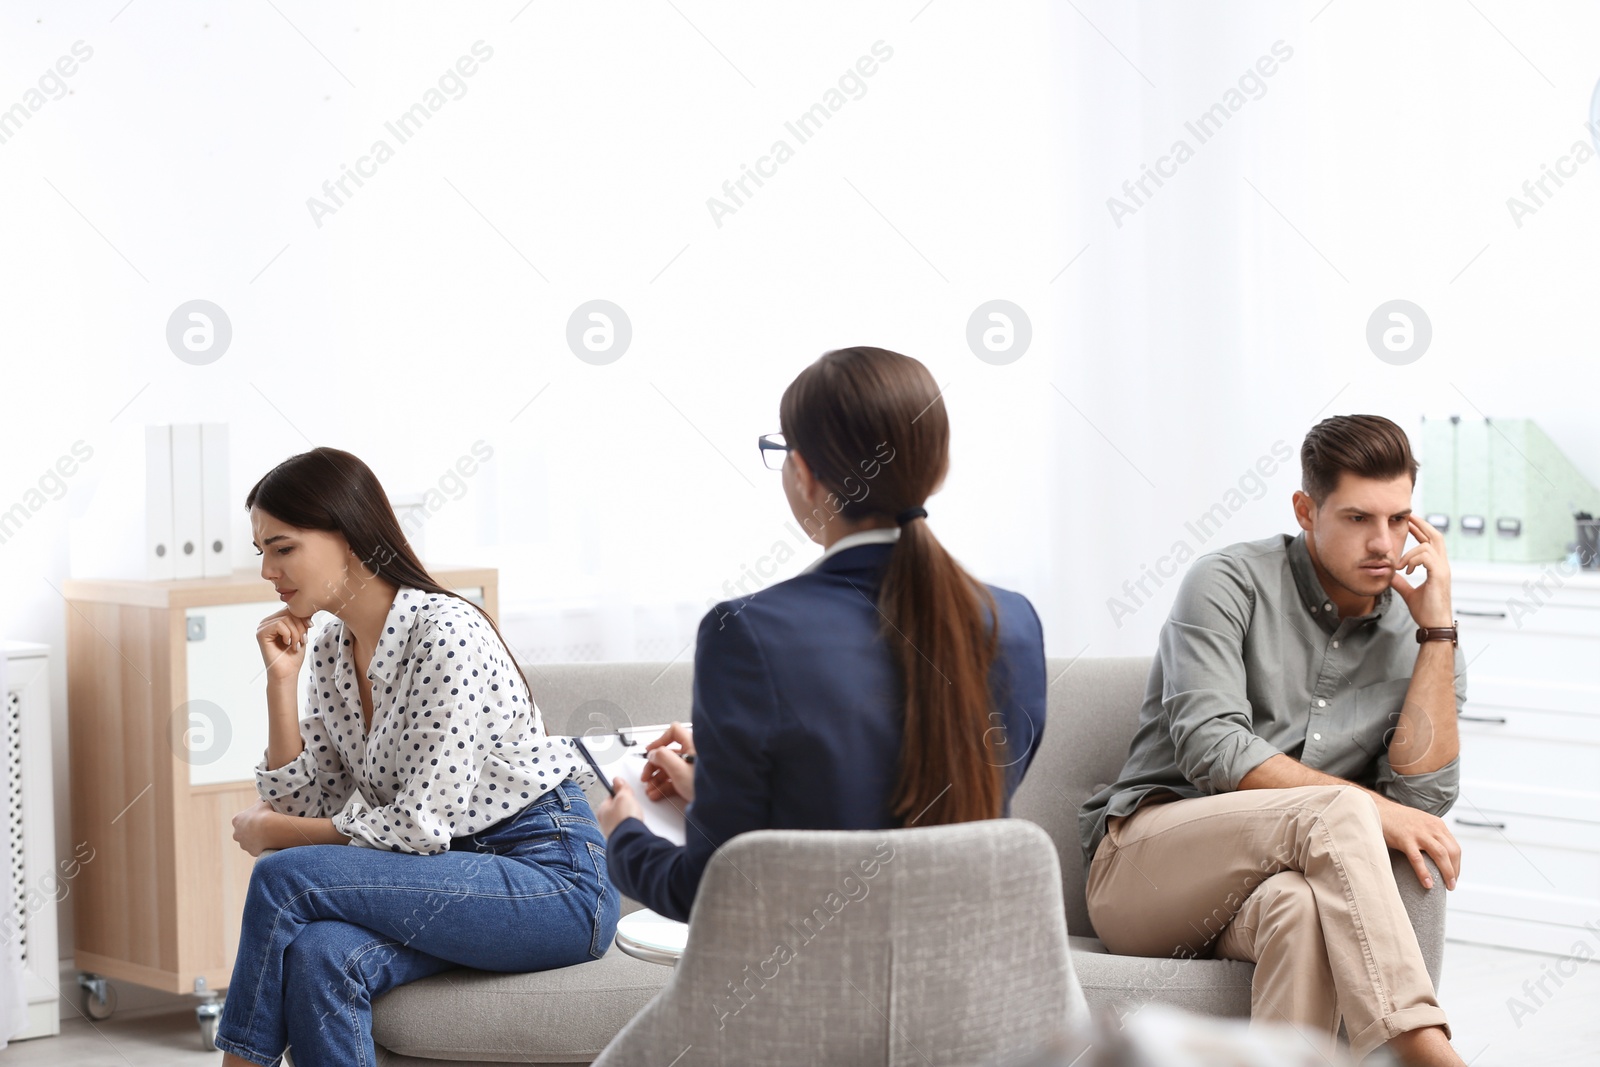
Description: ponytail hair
xmin=779 ymin=347 xmax=1004 ymax=826
xmin=245 ymin=447 xmax=535 ymax=697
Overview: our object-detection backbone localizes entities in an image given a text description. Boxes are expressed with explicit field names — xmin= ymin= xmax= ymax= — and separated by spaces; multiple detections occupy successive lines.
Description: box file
xmin=1419 ymin=415 xmax=1457 ymax=557
xmin=1454 ymin=416 xmax=1492 ymax=563
xmin=144 ymin=425 xmax=175 ymax=580
xmin=199 ymin=423 xmax=231 ymax=577
xmin=1487 ymin=419 xmax=1600 ymax=563
xmin=1421 ymin=416 xmax=1600 ymax=565
xmin=170 ymin=424 xmax=204 ymax=579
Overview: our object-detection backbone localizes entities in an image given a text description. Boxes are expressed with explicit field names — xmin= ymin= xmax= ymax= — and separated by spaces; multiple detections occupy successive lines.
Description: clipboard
xmin=573 ymin=724 xmax=689 ymax=846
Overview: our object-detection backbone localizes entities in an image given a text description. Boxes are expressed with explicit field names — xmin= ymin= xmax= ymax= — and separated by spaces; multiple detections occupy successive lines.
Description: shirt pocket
xmin=1351 ymin=677 xmax=1413 ymax=758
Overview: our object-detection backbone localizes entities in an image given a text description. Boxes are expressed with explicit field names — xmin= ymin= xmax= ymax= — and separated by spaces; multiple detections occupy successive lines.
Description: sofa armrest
xmin=1390 ymin=850 xmax=1446 ymax=992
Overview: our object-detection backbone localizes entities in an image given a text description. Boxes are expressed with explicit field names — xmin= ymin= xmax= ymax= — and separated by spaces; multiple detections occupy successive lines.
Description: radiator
xmin=2 ymin=643 xmax=60 ymax=1041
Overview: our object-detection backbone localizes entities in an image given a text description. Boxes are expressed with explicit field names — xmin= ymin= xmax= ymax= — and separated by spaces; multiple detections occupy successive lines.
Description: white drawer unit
xmin=1 ymin=641 xmax=61 ymax=1042
xmin=1447 ymin=562 xmax=1600 ymax=958
xmin=1456 ymin=703 xmax=1600 ymax=811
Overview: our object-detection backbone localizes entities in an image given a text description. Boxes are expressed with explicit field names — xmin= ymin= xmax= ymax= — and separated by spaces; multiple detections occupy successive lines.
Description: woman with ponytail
xmin=598 ymin=346 xmax=1048 ymax=922
xmin=215 ymin=448 xmax=617 ymax=1067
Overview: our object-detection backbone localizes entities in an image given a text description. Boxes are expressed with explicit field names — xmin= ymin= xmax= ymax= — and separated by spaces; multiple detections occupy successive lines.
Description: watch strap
xmin=1416 ymin=620 xmax=1459 ymax=645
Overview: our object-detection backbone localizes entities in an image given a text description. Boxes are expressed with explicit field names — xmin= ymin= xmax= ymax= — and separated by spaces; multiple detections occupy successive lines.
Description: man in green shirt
xmin=1081 ymin=415 xmax=1467 ymax=1066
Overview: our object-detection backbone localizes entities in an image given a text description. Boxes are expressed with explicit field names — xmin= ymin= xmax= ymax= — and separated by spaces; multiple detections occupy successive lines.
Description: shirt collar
xmin=1286 ymin=530 xmax=1390 ymax=630
xmin=344 ymin=586 xmax=426 ymax=688
xmin=800 ymin=526 xmax=901 ymax=575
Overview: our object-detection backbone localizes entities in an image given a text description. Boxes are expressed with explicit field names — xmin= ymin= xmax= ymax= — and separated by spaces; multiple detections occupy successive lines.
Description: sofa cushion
xmin=1012 ymin=656 xmax=1155 ymax=939
xmin=371 ymin=946 xmax=671 ymax=1063
xmin=1069 ymin=936 xmax=1254 ymax=1020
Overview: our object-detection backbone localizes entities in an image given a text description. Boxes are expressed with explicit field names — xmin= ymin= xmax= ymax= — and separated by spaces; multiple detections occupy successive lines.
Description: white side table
xmin=615 ymin=908 xmax=688 ymax=966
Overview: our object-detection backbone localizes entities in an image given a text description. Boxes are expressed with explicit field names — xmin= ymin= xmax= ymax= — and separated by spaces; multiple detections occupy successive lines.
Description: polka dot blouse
xmin=254 ymin=587 xmax=591 ymax=854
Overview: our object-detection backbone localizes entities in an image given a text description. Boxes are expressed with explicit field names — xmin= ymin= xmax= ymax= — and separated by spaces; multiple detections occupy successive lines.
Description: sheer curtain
xmin=1047 ymin=2 xmax=1323 ymax=658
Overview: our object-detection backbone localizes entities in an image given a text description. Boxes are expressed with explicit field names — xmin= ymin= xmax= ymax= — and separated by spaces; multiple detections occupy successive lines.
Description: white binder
xmin=200 ymin=423 xmax=231 ymax=577
xmin=144 ymin=425 xmax=175 ymax=580
xmin=170 ymin=423 xmax=204 ymax=579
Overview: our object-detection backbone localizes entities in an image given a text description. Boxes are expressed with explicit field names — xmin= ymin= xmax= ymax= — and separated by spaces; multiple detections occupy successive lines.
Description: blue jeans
xmin=214 ymin=777 xmax=619 ymax=1067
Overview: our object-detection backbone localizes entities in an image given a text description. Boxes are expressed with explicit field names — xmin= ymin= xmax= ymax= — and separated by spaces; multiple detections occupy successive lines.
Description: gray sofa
xmin=368 ymin=656 xmax=1446 ymax=1064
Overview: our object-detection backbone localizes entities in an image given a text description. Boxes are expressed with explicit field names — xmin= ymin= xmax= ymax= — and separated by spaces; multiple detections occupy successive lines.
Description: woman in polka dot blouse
xmin=214 ymin=447 xmax=619 ymax=1067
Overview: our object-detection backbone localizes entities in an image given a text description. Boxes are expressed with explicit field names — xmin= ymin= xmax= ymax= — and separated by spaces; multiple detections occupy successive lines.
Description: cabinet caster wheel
xmin=196 ymin=996 xmax=223 ymax=1050
xmin=77 ymin=973 xmax=116 ymax=1021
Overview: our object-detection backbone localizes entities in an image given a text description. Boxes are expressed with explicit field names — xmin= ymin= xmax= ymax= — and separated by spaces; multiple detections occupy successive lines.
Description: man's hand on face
xmin=1390 ymin=514 xmax=1453 ymax=628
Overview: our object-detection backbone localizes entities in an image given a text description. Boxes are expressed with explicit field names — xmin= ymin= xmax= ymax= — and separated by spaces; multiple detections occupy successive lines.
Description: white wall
xmin=0 ymin=0 xmax=1597 ymax=1010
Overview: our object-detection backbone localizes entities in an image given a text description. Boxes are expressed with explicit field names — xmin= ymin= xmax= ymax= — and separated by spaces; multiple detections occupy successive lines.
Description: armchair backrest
xmin=595 ymin=820 xmax=1090 ymax=1066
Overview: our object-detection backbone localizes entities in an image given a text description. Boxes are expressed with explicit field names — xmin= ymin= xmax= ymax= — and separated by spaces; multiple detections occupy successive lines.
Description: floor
xmin=1 ymin=942 xmax=1594 ymax=1065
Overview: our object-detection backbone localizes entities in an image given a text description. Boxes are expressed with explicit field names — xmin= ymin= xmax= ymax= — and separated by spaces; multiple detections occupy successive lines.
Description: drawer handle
xmin=1457 ymin=609 xmax=1507 ymax=618
xmin=1455 ymin=817 xmax=1507 ymax=831
xmin=1458 ymin=714 xmax=1507 ymax=724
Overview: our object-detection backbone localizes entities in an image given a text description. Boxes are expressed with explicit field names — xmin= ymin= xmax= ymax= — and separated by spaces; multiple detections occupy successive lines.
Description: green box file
xmin=1453 ymin=416 xmax=1493 ymax=563
xmin=1486 ymin=418 xmax=1600 ymax=563
xmin=1419 ymin=416 xmax=1458 ymax=557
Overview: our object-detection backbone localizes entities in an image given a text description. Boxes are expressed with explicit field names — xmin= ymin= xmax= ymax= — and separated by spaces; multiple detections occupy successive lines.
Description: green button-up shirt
xmin=1079 ymin=530 xmax=1465 ymax=863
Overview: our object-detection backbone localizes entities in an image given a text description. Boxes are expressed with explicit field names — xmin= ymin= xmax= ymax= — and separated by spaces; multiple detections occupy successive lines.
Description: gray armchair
xmin=593 ymin=821 xmax=1092 ymax=1067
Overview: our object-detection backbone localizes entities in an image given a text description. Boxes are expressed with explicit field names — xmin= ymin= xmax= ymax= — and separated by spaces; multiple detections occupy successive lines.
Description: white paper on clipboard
xmin=574 ymin=725 xmax=688 ymax=846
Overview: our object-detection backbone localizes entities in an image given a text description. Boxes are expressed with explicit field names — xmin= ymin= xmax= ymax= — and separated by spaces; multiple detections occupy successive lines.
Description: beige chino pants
xmin=1084 ymin=784 xmax=1449 ymax=1061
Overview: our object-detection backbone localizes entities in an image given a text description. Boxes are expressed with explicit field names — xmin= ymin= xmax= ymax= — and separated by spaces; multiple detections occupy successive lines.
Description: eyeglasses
xmin=758 ymin=433 xmax=789 ymax=471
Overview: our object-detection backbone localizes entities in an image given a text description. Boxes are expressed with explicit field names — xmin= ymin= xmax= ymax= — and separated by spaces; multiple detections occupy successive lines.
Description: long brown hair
xmin=244 ymin=447 xmax=534 ymax=696
xmin=779 ymin=347 xmax=1004 ymax=826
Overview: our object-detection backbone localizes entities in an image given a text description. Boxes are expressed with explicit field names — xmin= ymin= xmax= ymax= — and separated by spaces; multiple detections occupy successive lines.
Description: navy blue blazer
xmin=606 ymin=542 xmax=1049 ymax=922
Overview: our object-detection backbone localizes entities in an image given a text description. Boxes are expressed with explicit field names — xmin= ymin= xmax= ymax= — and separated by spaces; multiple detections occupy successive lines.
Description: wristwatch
xmin=1416 ymin=620 xmax=1459 ymax=646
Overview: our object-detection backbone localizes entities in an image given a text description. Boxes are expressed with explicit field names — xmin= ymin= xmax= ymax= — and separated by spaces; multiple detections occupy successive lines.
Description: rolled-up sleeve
xmin=1375 ymin=755 xmax=1460 ymax=816
xmin=255 ymin=670 xmax=354 ymax=818
xmin=1162 ymin=554 xmax=1281 ymax=794
xmin=1375 ymin=642 xmax=1466 ymax=816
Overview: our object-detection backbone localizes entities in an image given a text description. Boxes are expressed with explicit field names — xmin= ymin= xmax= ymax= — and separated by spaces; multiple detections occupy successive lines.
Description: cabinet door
xmin=1449 ymin=800 xmax=1600 ymax=928
xmin=181 ymin=602 xmax=317 ymax=786
xmin=1460 ymin=704 xmax=1600 ymax=806
xmin=1454 ymin=593 xmax=1600 ymax=692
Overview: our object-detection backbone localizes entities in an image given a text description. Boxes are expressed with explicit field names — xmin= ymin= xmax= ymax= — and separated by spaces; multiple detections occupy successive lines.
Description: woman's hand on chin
xmin=597 ymin=777 xmax=642 ymax=838
xmin=256 ymin=607 xmax=313 ymax=685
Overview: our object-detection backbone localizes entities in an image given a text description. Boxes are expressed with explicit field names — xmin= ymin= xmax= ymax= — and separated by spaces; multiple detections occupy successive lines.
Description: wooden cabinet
xmin=62 ymin=568 xmax=497 ymax=998
xmin=1447 ymin=561 xmax=1600 ymax=956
